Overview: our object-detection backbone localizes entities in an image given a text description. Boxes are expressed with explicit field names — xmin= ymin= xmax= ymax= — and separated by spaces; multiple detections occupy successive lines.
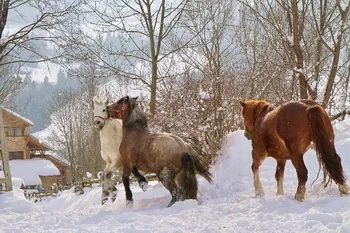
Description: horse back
xmin=120 ymin=130 xmax=187 ymax=172
xmin=147 ymin=133 xmax=187 ymax=168
xmin=261 ymin=101 xmax=320 ymax=157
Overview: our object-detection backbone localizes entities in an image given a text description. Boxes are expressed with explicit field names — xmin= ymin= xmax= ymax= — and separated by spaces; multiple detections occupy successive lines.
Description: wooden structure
xmin=0 ymin=108 xmax=13 ymax=191
xmin=1 ymin=106 xmax=70 ymax=189
xmin=3 ymin=107 xmax=34 ymax=160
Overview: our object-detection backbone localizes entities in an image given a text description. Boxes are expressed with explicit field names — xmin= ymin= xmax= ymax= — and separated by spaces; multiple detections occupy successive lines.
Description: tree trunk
xmin=291 ymin=0 xmax=308 ymax=99
xmin=150 ymin=61 xmax=157 ymax=117
xmin=322 ymin=2 xmax=349 ymax=108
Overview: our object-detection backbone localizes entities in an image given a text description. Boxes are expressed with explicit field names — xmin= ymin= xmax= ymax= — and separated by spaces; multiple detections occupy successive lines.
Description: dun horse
xmin=93 ymin=96 xmax=148 ymax=205
xmin=107 ymin=96 xmax=212 ymax=207
xmin=240 ymin=99 xmax=349 ymax=201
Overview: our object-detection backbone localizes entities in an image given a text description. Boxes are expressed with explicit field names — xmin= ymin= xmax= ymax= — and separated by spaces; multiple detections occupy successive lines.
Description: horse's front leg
xmin=123 ymin=165 xmax=134 ymax=207
xmin=291 ymin=155 xmax=307 ymax=201
xmin=101 ymin=163 xmax=117 ymax=205
xmin=251 ymin=149 xmax=267 ymax=198
xmin=132 ymin=167 xmax=148 ymax=192
xmin=275 ymin=159 xmax=286 ymax=195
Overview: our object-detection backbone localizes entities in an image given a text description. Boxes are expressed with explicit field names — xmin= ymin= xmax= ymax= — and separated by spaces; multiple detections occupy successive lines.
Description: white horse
xmin=93 ymin=96 xmax=148 ymax=205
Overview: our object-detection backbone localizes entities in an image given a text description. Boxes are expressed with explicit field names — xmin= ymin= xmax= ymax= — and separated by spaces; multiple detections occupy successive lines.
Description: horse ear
xmin=93 ymin=96 xmax=98 ymax=103
xmin=103 ymin=98 xmax=108 ymax=105
xmin=240 ymin=101 xmax=246 ymax=107
xmin=124 ymin=96 xmax=129 ymax=102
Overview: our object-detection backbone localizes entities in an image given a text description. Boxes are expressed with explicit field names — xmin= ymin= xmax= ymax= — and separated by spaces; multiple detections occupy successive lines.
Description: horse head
xmin=108 ymin=96 xmax=149 ymax=128
xmin=240 ymin=100 xmax=274 ymax=140
xmin=93 ymin=96 xmax=109 ymax=131
xmin=107 ymin=96 xmax=138 ymax=120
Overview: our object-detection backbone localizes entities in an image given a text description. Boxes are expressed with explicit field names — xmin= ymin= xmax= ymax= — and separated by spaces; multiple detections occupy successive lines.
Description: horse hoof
xmin=140 ymin=182 xmax=148 ymax=192
xmin=294 ymin=194 xmax=305 ymax=202
xmin=101 ymin=198 xmax=108 ymax=205
xmin=255 ymin=191 xmax=265 ymax=198
xmin=276 ymin=191 xmax=284 ymax=196
xmin=111 ymin=193 xmax=117 ymax=203
xmin=339 ymin=185 xmax=349 ymax=196
xmin=167 ymin=200 xmax=176 ymax=207
xmin=126 ymin=200 xmax=134 ymax=208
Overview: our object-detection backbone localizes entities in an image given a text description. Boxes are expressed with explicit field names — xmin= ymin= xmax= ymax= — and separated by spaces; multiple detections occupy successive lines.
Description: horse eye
xmin=103 ymin=109 xmax=106 ymax=112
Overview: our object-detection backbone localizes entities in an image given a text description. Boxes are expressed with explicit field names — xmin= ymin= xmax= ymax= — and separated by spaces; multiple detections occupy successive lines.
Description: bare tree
xmin=150 ymin=0 xmax=242 ymax=163
xmin=238 ymin=0 xmax=350 ymax=109
xmin=48 ymin=88 xmax=104 ymax=183
xmin=0 ymin=0 xmax=80 ymax=66
xmin=0 ymin=64 xmax=21 ymax=104
xmin=63 ymin=0 xmax=189 ymax=117
xmin=0 ymin=0 xmax=80 ymax=103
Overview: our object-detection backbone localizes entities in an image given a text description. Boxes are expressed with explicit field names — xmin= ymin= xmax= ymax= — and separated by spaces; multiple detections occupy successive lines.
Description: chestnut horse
xmin=93 ymin=96 xmax=148 ymax=205
xmin=240 ymin=99 xmax=349 ymax=201
xmin=107 ymin=96 xmax=212 ymax=207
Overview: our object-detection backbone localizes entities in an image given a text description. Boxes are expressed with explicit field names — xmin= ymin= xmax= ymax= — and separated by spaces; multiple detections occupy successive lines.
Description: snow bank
xmin=0 ymin=159 xmax=60 ymax=185
xmin=1 ymin=119 xmax=350 ymax=232
xmin=0 ymin=188 xmax=37 ymax=213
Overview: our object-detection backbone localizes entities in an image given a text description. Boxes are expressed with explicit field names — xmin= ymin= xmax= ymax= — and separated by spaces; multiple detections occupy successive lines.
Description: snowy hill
xmin=1 ymin=119 xmax=350 ymax=232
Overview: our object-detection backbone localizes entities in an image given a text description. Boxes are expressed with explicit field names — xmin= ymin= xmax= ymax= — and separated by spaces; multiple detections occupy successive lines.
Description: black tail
xmin=177 ymin=153 xmax=198 ymax=200
xmin=191 ymin=155 xmax=213 ymax=183
xmin=307 ymin=105 xmax=346 ymax=187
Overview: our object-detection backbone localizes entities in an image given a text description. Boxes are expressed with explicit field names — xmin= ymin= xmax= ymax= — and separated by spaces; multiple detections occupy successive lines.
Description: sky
xmin=5 ymin=2 xmax=60 ymax=83
xmin=1 ymin=118 xmax=350 ymax=232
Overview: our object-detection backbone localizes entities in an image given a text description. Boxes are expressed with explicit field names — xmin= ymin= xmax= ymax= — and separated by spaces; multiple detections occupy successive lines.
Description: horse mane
xmin=124 ymin=98 xmax=148 ymax=128
xmin=245 ymin=100 xmax=275 ymax=126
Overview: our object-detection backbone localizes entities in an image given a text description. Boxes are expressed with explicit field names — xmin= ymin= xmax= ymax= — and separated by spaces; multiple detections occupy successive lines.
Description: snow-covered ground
xmin=2 ymin=119 xmax=350 ymax=232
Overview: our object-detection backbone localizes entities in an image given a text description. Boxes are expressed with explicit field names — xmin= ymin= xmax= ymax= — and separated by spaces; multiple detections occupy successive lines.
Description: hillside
xmin=1 ymin=118 xmax=350 ymax=232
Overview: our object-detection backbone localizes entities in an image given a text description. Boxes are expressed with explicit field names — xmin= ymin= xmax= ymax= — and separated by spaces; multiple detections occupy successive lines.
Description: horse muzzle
xmin=93 ymin=118 xmax=104 ymax=131
xmin=244 ymin=131 xmax=252 ymax=140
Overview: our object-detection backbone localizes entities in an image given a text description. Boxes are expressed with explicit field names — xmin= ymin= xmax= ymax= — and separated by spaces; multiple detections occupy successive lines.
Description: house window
xmin=5 ymin=127 xmax=23 ymax=137
xmin=9 ymin=151 xmax=24 ymax=160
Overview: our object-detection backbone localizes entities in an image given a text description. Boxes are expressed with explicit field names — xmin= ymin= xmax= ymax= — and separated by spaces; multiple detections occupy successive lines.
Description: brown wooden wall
xmin=3 ymin=109 xmax=32 ymax=159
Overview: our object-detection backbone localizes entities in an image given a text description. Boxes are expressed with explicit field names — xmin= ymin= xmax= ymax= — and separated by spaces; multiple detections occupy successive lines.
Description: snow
xmin=199 ymin=89 xmax=211 ymax=100
xmin=11 ymin=177 xmax=25 ymax=188
xmin=2 ymin=119 xmax=350 ymax=232
xmin=0 ymin=159 xmax=60 ymax=186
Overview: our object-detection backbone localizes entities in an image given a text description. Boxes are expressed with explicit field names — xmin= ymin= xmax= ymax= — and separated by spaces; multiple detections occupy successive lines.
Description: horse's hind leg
xmin=291 ymin=155 xmax=307 ymax=201
xmin=132 ymin=167 xmax=148 ymax=192
xmin=158 ymin=167 xmax=181 ymax=207
xmin=251 ymin=150 xmax=267 ymax=197
xmin=275 ymin=159 xmax=286 ymax=195
xmin=176 ymin=153 xmax=198 ymax=201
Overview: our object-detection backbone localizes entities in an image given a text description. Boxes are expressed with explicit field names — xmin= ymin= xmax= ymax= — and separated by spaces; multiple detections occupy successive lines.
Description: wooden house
xmin=1 ymin=107 xmax=70 ymax=190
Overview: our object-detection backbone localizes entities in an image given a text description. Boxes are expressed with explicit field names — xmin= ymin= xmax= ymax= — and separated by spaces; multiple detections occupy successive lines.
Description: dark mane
xmin=123 ymin=97 xmax=148 ymax=128
xmin=125 ymin=103 xmax=148 ymax=128
xmin=247 ymin=100 xmax=275 ymax=127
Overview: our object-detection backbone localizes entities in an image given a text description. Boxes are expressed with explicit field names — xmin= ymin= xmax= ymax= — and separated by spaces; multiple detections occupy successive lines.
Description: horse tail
xmin=191 ymin=155 xmax=213 ymax=183
xmin=307 ymin=105 xmax=346 ymax=187
xmin=176 ymin=153 xmax=198 ymax=200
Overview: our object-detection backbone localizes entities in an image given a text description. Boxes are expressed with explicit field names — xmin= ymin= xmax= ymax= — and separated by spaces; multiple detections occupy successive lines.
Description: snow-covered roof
xmin=1 ymin=106 xmax=34 ymax=126
xmin=28 ymin=134 xmax=52 ymax=151
xmin=0 ymin=159 xmax=60 ymax=185
xmin=32 ymin=128 xmax=70 ymax=165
